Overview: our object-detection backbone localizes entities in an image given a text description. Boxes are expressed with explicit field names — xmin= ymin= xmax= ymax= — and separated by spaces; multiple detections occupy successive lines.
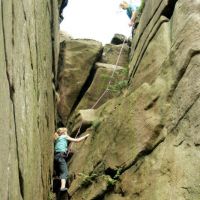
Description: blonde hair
xmin=120 ymin=1 xmax=128 ymax=9
xmin=56 ymin=127 xmax=68 ymax=136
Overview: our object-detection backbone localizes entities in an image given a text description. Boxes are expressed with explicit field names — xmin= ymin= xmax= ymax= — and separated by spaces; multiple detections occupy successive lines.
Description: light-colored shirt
xmin=126 ymin=0 xmax=141 ymax=18
xmin=54 ymin=135 xmax=68 ymax=153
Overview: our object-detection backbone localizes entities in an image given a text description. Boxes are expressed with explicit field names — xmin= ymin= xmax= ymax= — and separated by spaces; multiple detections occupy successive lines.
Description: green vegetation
xmin=100 ymin=67 xmax=129 ymax=95
xmin=108 ymin=68 xmax=129 ymax=94
xmin=78 ymin=168 xmax=123 ymax=190
xmin=79 ymin=173 xmax=98 ymax=187
xmin=137 ymin=0 xmax=146 ymax=16
xmin=48 ymin=192 xmax=55 ymax=200
xmin=102 ymin=175 xmax=117 ymax=188
xmin=108 ymin=80 xmax=128 ymax=93
xmin=113 ymin=167 xmax=123 ymax=179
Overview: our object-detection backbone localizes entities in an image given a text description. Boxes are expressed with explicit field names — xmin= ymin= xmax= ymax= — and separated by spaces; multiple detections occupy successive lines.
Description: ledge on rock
xmin=71 ymin=109 xmax=97 ymax=135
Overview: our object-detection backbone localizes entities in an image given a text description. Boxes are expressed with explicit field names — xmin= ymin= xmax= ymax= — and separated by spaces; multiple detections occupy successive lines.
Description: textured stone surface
xmin=71 ymin=109 xmax=97 ymax=134
xmin=57 ymin=38 xmax=103 ymax=124
xmin=111 ymin=34 xmax=127 ymax=45
xmin=130 ymin=20 xmax=171 ymax=90
xmin=100 ymin=43 xmax=130 ymax=67
xmin=76 ymin=62 xmax=127 ymax=111
xmin=0 ymin=0 xmax=58 ymax=199
xmin=67 ymin=0 xmax=200 ymax=199
xmin=129 ymin=0 xmax=176 ymax=78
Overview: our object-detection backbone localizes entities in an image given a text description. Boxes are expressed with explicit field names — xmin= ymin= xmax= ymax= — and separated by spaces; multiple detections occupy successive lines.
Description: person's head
xmin=120 ymin=1 xmax=129 ymax=9
xmin=56 ymin=127 xmax=68 ymax=136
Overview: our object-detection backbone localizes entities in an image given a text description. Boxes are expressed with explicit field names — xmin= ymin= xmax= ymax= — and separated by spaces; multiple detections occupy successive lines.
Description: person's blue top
xmin=126 ymin=1 xmax=141 ymax=19
xmin=54 ymin=135 xmax=68 ymax=153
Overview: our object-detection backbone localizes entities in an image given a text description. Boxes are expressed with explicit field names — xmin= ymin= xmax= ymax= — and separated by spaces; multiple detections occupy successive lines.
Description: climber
xmin=59 ymin=0 xmax=68 ymax=23
xmin=53 ymin=127 xmax=89 ymax=191
xmin=119 ymin=0 xmax=142 ymax=35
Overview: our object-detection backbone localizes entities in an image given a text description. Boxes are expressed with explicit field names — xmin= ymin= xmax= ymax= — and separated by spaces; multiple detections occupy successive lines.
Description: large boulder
xmin=111 ymin=34 xmax=127 ymax=45
xmin=71 ymin=109 xmax=97 ymax=134
xmin=57 ymin=38 xmax=103 ymax=124
xmin=100 ymin=43 xmax=130 ymax=67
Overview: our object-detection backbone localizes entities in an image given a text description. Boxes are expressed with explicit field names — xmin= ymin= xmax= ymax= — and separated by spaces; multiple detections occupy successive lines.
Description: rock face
xmin=100 ymin=43 xmax=130 ymax=67
xmin=63 ymin=0 xmax=200 ymax=200
xmin=76 ymin=62 xmax=127 ymax=111
xmin=0 ymin=0 xmax=58 ymax=199
xmin=111 ymin=33 xmax=127 ymax=45
xmin=57 ymin=38 xmax=103 ymax=124
xmin=57 ymin=36 xmax=130 ymax=125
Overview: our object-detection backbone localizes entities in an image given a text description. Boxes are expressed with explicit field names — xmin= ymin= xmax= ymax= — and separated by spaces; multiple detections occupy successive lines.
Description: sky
xmin=60 ymin=0 xmax=132 ymax=44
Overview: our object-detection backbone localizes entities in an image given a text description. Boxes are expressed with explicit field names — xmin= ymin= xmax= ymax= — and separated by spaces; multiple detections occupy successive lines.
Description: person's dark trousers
xmin=54 ymin=152 xmax=68 ymax=180
xmin=131 ymin=22 xmax=139 ymax=38
xmin=59 ymin=0 xmax=68 ymax=16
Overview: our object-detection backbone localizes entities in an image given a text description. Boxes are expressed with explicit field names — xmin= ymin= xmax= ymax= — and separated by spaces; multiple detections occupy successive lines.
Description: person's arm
xmin=53 ymin=132 xmax=59 ymax=141
xmin=129 ymin=11 xmax=137 ymax=26
xmin=65 ymin=134 xmax=90 ymax=142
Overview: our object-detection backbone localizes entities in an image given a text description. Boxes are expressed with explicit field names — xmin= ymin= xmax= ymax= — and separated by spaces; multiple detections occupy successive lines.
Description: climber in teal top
xmin=54 ymin=127 xmax=89 ymax=191
xmin=54 ymin=134 xmax=68 ymax=153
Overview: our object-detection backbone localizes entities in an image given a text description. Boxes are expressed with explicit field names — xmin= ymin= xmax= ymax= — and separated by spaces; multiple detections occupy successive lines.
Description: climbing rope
xmin=67 ymin=37 xmax=127 ymax=153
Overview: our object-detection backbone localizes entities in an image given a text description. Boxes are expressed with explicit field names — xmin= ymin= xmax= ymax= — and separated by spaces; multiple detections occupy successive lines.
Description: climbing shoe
xmin=60 ymin=188 xmax=68 ymax=192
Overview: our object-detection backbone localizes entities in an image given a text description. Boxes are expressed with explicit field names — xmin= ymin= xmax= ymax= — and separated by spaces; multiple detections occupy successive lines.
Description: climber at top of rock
xmin=119 ymin=0 xmax=143 ymax=36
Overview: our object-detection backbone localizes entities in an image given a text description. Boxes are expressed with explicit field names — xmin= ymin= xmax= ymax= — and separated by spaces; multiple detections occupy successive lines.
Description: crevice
xmin=173 ymin=139 xmax=184 ymax=147
xmin=128 ymin=18 xmax=169 ymax=84
xmin=129 ymin=0 xmax=178 ymax=84
xmin=69 ymin=64 xmax=97 ymax=113
xmin=20 ymin=0 xmax=27 ymax=21
xmin=19 ymin=169 xmax=24 ymax=198
xmin=1 ymin=0 xmax=15 ymax=102
xmin=22 ymin=2 xmax=34 ymax=72
xmin=167 ymin=50 xmax=200 ymax=100
xmin=68 ymin=51 xmax=103 ymax=119
xmin=120 ymin=136 xmax=165 ymax=174
xmin=161 ymin=0 xmax=178 ymax=20
xmin=57 ymin=41 xmax=66 ymax=84
xmin=132 ymin=0 xmax=163 ymax=52
xmin=144 ymin=96 xmax=159 ymax=110
xmin=45 ymin=113 xmax=49 ymax=128
xmin=91 ymin=192 xmax=106 ymax=200
xmin=12 ymin=1 xmax=15 ymax=47
xmin=50 ymin=0 xmax=58 ymax=98
xmin=1 ymin=2 xmax=12 ymax=198
xmin=6 ymin=72 xmax=15 ymax=101
xmin=104 ymin=168 xmax=117 ymax=179
xmin=33 ymin=0 xmax=39 ymax=93
xmin=3 ymin=0 xmax=24 ymax=198
xmin=181 ymin=186 xmax=192 ymax=194
xmin=134 ymin=0 xmax=177 ymax=52
xmin=171 ymin=93 xmax=200 ymax=133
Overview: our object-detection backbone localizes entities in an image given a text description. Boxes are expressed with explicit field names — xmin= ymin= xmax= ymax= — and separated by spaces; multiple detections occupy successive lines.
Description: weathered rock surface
xmin=66 ymin=0 xmax=200 ymax=199
xmin=71 ymin=109 xmax=97 ymax=134
xmin=57 ymin=36 xmax=131 ymax=126
xmin=76 ymin=62 xmax=127 ymax=111
xmin=0 ymin=0 xmax=58 ymax=199
xmin=100 ymin=43 xmax=130 ymax=67
xmin=57 ymin=38 xmax=103 ymax=124
xmin=111 ymin=33 xmax=127 ymax=45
